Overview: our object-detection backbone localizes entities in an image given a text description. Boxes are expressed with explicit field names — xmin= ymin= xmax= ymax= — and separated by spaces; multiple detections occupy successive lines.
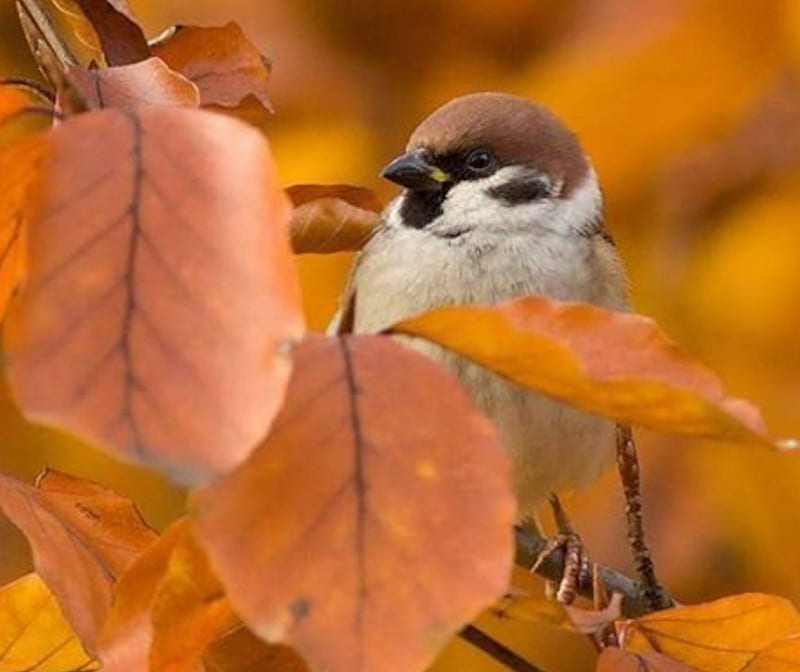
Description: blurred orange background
xmin=2 ymin=1 xmax=800 ymax=670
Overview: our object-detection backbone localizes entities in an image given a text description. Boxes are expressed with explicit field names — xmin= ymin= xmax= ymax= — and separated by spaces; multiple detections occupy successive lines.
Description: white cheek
xmin=435 ymin=166 xmax=602 ymax=236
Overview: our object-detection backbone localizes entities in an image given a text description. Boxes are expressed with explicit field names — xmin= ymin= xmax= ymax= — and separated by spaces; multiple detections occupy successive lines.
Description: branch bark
xmin=615 ymin=424 xmax=673 ymax=611
xmin=514 ymin=522 xmax=675 ymax=619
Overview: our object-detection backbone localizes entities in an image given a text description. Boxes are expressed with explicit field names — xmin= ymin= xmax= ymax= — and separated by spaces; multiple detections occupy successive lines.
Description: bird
xmin=332 ymin=92 xmax=629 ymax=518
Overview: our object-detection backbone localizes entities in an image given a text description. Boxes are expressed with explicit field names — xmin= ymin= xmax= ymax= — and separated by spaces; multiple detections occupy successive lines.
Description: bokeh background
xmin=2 ymin=1 xmax=800 ymax=670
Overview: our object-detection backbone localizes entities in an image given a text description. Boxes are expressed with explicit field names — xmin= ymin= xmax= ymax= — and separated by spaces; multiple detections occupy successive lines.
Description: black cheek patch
xmin=399 ymin=190 xmax=447 ymax=229
xmin=487 ymin=179 xmax=551 ymax=205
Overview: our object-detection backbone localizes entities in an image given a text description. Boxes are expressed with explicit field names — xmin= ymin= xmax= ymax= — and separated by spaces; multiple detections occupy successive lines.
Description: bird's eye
xmin=465 ymin=150 xmax=494 ymax=174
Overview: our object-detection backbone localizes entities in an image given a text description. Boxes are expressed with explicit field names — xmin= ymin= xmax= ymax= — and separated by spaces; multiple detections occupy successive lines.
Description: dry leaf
xmin=287 ymin=184 xmax=382 ymax=254
xmin=0 ymin=469 xmax=157 ymax=652
xmin=4 ymin=107 xmax=304 ymax=481
xmin=0 ymin=573 xmax=97 ymax=672
xmin=620 ymin=593 xmax=800 ymax=672
xmin=597 ymin=647 xmax=699 ymax=672
xmin=391 ymin=297 xmax=774 ymax=446
xmin=151 ymin=23 xmax=272 ymax=110
xmin=99 ymin=519 xmax=234 ymax=672
xmin=194 ymin=335 xmax=515 ymax=672
xmin=66 ymin=58 xmax=200 ymax=110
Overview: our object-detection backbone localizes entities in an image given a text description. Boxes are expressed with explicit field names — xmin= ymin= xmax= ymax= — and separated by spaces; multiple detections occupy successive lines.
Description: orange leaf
xmin=597 ymin=648 xmax=698 ymax=672
xmin=0 ymin=135 xmax=45 ymax=323
xmin=152 ymin=23 xmax=272 ymax=110
xmin=203 ymin=627 xmax=310 ymax=672
xmin=4 ymin=107 xmax=304 ymax=480
xmin=66 ymin=59 xmax=200 ymax=110
xmin=287 ymin=184 xmax=382 ymax=253
xmin=99 ymin=519 xmax=234 ymax=672
xmin=746 ymin=637 xmax=800 ymax=671
xmin=0 ymin=469 xmax=157 ymax=652
xmin=620 ymin=593 xmax=800 ymax=672
xmin=193 ymin=335 xmax=515 ymax=672
xmin=0 ymin=573 xmax=97 ymax=672
xmin=0 ymin=87 xmax=31 ymax=124
xmin=391 ymin=297 xmax=777 ymax=446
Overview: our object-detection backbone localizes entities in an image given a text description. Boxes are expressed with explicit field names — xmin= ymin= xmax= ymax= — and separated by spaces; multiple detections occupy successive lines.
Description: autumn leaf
xmin=66 ymin=58 xmax=200 ymax=110
xmin=597 ymin=647 xmax=698 ymax=672
xmin=99 ymin=518 xmax=234 ymax=672
xmin=620 ymin=593 xmax=800 ymax=672
xmin=0 ymin=135 xmax=46 ymax=323
xmin=0 ymin=86 xmax=31 ymax=124
xmin=287 ymin=184 xmax=382 ymax=253
xmin=746 ymin=637 xmax=800 ymax=671
xmin=16 ymin=0 xmax=105 ymax=73
xmin=17 ymin=0 xmax=148 ymax=69
xmin=151 ymin=23 xmax=272 ymax=110
xmin=391 ymin=297 xmax=776 ymax=446
xmin=0 ymin=573 xmax=98 ymax=672
xmin=203 ymin=627 xmax=310 ymax=672
xmin=4 ymin=107 xmax=304 ymax=481
xmin=193 ymin=335 xmax=515 ymax=672
xmin=0 ymin=470 xmax=157 ymax=652
xmin=70 ymin=0 xmax=149 ymax=66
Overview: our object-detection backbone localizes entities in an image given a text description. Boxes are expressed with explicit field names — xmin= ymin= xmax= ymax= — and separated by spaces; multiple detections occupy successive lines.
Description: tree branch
xmin=459 ymin=625 xmax=547 ymax=672
xmin=514 ymin=522 xmax=674 ymax=619
xmin=615 ymin=425 xmax=673 ymax=611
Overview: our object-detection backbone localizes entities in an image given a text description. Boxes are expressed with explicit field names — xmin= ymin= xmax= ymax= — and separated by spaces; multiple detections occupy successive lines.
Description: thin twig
xmin=459 ymin=625 xmax=548 ymax=672
xmin=515 ymin=522 xmax=674 ymax=618
xmin=615 ymin=424 xmax=673 ymax=611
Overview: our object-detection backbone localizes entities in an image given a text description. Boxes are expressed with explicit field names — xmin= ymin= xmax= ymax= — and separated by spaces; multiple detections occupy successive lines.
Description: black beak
xmin=380 ymin=149 xmax=451 ymax=192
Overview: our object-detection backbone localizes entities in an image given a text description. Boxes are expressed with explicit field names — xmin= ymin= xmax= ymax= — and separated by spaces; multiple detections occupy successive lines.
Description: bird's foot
xmin=531 ymin=493 xmax=592 ymax=606
xmin=532 ymin=530 xmax=591 ymax=606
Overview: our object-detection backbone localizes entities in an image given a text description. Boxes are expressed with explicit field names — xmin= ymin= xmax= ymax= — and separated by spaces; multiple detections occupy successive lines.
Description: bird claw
xmin=532 ymin=531 xmax=591 ymax=606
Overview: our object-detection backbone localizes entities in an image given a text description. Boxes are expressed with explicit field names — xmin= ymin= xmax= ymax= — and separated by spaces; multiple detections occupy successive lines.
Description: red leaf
xmin=66 ymin=59 xmax=200 ymax=110
xmin=4 ymin=107 xmax=304 ymax=481
xmin=287 ymin=184 xmax=382 ymax=253
xmin=193 ymin=335 xmax=515 ymax=672
xmin=0 ymin=470 xmax=157 ymax=652
xmin=152 ymin=23 xmax=272 ymax=110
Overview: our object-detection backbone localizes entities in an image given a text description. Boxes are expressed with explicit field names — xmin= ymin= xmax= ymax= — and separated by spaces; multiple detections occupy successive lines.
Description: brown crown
xmin=407 ymin=93 xmax=589 ymax=197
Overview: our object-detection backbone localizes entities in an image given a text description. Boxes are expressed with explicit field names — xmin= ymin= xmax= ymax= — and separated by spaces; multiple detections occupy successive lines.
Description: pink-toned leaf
xmin=66 ymin=58 xmax=200 ymax=110
xmin=4 ymin=107 xmax=304 ymax=481
xmin=194 ymin=335 xmax=515 ymax=672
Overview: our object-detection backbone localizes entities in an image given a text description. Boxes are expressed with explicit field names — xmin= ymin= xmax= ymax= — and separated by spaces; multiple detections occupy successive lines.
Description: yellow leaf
xmin=0 ymin=573 xmax=97 ymax=672
xmin=620 ymin=593 xmax=800 ymax=672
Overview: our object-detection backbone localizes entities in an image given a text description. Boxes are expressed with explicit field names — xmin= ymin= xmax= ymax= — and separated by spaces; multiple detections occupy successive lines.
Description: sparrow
xmin=332 ymin=93 xmax=629 ymax=515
